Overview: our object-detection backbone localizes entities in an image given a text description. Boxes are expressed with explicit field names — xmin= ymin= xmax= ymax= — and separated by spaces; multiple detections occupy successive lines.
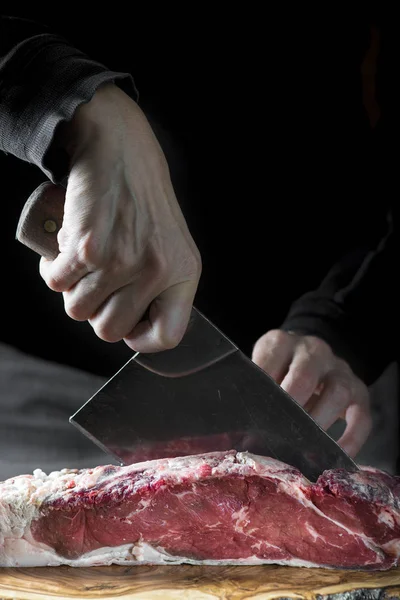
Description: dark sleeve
xmin=0 ymin=15 xmax=138 ymax=182
xmin=280 ymin=209 xmax=398 ymax=386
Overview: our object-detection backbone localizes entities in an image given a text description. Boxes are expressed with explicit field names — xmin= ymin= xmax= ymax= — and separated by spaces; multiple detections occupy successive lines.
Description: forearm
xmin=281 ymin=210 xmax=398 ymax=386
xmin=0 ymin=15 xmax=137 ymax=182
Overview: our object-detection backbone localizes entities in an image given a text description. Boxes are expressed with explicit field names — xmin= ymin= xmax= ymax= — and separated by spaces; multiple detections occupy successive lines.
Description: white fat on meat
xmin=0 ymin=451 xmax=399 ymax=569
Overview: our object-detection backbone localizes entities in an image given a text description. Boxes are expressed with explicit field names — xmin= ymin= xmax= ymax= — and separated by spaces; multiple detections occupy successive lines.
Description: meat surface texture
xmin=0 ymin=451 xmax=399 ymax=570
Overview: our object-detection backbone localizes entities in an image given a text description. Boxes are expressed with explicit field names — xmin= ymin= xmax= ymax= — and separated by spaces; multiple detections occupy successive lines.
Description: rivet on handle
xmin=16 ymin=181 xmax=66 ymax=261
xmin=44 ymin=219 xmax=58 ymax=233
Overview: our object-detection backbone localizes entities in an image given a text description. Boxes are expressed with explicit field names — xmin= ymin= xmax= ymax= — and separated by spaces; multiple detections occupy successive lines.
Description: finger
xmin=124 ymin=281 xmax=196 ymax=353
xmin=39 ymin=250 xmax=90 ymax=293
xmin=61 ymin=267 xmax=134 ymax=322
xmin=280 ymin=352 xmax=323 ymax=407
xmin=308 ymin=373 xmax=352 ymax=430
xmin=88 ymin=278 xmax=159 ymax=343
xmin=337 ymin=400 xmax=373 ymax=458
xmin=303 ymin=393 xmax=320 ymax=413
xmin=252 ymin=330 xmax=295 ymax=383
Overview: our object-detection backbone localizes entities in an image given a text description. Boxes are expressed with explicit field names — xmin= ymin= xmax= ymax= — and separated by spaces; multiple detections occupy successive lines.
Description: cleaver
xmin=16 ymin=181 xmax=358 ymax=481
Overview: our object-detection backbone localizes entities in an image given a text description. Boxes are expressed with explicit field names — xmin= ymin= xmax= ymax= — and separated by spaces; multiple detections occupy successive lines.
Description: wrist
xmin=58 ymin=82 xmax=128 ymax=161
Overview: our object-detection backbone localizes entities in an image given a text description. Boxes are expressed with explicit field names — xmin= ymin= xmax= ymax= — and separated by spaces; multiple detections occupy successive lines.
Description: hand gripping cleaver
xmin=16 ymin=181 xmax=359 ymax=481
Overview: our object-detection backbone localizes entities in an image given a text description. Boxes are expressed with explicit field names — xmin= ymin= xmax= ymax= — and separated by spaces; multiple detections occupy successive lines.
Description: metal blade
xmin=70 ymin=308 xmax=358 ymax=481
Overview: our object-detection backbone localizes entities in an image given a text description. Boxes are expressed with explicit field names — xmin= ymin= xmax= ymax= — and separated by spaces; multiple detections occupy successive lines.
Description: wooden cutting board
xmin=0 ymin=565 xmax=399 ymax=600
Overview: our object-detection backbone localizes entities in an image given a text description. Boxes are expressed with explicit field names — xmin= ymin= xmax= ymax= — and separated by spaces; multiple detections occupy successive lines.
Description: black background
xmin=1 ymin=6 xmax=395 ymax=378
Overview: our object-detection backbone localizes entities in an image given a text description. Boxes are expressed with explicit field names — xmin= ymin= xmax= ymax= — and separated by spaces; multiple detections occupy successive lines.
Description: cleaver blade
xmin=69 ymin=307 xmax=358 ymax=482
xmin=16 ymin=182 xmax=358 ymax=482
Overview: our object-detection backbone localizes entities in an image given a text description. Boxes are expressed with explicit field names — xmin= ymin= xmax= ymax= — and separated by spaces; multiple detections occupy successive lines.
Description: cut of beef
xmin=0 ymin=451 xmax=399 ymax=569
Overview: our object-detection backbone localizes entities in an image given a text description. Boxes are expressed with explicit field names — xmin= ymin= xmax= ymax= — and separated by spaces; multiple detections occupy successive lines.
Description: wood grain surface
xmin=0 ymin=564 xmax=400 ymax=600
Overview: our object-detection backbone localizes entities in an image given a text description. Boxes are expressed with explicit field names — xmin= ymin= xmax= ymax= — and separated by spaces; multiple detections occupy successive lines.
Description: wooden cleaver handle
xmin=16 ymin=182 xmax=65 ymax=260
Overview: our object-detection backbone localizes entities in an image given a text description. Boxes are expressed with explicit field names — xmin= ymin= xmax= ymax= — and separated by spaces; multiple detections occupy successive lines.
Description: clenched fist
xmin=252 ymin=330 xmax=372 ymax=458
xmin=40 ymin=83 xmax=201 ymax=353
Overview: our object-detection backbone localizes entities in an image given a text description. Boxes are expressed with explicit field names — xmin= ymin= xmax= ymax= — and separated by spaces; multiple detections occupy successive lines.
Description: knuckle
xmin=251 ymin=347 xmax=264 ymax=367
xmin=262 ymin=329 xmax=289 ymax=349
xmin=146 ymin=249 xmax=168 ymax=282
xmin=59 ymin=225 xmax=102 ymax=271
xmin=304 ymin=335 xmax=333 ymax=362
xmin=252 ymin=337 xmax=266 ymax=358
xmin=63 ymin=297 xmax=88 ymax=322
xmin=310 ymin=335 xmax=331 ymax=352
xmin=147 ymin=248 xmax=202 ymax=289
xmin=252 ymin=341 xmax=275 ymax=368
xmin=45 ymin=273 xmax=64 ymax=293
xmin=92 ymin=320 xmax=122 ymax=343
xmin=76 ymin=233 xmax=104 ymax=270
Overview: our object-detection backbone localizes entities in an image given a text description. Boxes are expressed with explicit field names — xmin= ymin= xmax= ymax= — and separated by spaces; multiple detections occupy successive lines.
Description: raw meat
xmin=0 ymin=450 xmax=399 ymax=569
